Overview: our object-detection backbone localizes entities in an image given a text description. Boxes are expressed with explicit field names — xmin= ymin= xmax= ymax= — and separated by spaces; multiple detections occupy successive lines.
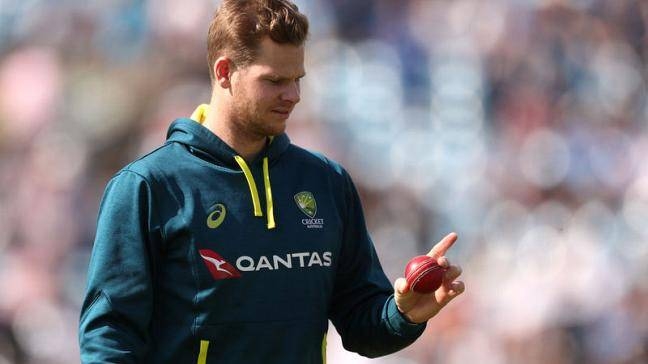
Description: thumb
xmin=395 ymin=277 xmax=410 ymax=296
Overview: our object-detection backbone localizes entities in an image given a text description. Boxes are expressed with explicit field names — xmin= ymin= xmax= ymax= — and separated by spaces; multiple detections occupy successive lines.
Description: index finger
xmin=427 ymin=232 xmax=458 ymax=259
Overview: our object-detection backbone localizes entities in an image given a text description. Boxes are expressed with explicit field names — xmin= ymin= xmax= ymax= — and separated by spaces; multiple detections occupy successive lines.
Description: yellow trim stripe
xmin=190 ymin=104 xmax=209 ymax=123
xmin=263 ymin=157 xmax=276 ymax=229
xmin=197 ymin=340 xmax=209 ymax=364
xmin=322 ymin=333 xmax=327 ymax=364
xmin=234 ymin=156 xmax=263 ymax=217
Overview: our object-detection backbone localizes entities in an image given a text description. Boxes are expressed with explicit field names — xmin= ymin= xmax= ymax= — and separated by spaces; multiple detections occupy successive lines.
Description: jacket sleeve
xmin=328 ymin=171 xmax=426 ymax=358
xmin=79 ymin=170 xmax=159 ymax=363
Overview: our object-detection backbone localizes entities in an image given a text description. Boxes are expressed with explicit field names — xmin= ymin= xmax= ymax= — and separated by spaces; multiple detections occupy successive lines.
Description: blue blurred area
xmin=0 ymin=0 xmax=647 ymax=363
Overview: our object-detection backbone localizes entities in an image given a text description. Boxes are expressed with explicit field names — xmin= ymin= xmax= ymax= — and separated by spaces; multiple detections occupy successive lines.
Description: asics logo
xmin=206 ymin=203 xmax=226 ymax=229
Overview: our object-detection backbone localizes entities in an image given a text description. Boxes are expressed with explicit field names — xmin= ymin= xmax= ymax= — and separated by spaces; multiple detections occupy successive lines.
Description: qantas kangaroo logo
xmin=198 ymin=249 xmax=241 ymax=280
xmin=198 ymin=249 xmax=333 ymax=280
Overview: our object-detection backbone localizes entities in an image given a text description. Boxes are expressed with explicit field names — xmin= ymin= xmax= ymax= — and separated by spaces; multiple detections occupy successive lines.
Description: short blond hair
xmin=207 ymin=0 xmax=309 ymax=80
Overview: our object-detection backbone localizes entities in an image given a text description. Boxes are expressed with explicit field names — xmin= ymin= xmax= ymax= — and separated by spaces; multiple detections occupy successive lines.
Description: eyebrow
xmin=265 ymin=72 xmax=306 ymax=80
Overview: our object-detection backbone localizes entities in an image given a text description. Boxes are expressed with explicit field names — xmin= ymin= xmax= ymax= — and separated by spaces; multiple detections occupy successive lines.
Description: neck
xmin=203 ymin=103 xmax=267 ymax=162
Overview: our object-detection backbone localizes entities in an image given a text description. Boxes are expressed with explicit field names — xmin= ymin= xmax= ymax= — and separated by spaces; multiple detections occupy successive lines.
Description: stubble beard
xmin=232 ymin=98 xmax=286 ymax=139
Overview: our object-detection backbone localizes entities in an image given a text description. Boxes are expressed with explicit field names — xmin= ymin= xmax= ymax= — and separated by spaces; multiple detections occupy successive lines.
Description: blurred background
xmin=0 ymin=0 xmax=647 ymax=363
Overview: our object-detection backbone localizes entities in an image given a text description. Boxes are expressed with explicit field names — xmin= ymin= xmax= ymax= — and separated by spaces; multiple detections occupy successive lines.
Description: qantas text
xmin=236 ymin=251 xmax=332 ymax=271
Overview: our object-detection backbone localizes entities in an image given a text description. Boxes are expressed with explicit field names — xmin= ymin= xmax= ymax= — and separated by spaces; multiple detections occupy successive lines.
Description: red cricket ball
xmin=404 ymin=255 xmax=447 ymax=294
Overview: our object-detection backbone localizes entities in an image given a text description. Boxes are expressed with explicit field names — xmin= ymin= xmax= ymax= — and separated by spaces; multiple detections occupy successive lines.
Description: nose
xmin=281 ymin=80 xmax=300 ymax=104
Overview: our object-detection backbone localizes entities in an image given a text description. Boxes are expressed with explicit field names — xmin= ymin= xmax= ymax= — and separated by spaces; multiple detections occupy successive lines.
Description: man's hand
xmin=394 ymin=232 xmax=465 ymax=324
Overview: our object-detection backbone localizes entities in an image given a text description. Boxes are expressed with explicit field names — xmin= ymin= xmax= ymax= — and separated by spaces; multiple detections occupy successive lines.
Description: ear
xmin=213 ymin=57 xmax=233 ymax=89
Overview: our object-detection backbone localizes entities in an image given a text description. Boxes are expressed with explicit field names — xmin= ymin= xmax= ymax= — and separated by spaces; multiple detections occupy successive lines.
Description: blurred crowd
xmin=0 ymin=0 xmax=647 ymax=363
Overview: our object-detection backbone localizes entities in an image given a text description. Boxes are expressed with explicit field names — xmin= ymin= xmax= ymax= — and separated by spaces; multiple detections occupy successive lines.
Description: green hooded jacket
xmin=79 ymin=112 xmax=425 ymax=363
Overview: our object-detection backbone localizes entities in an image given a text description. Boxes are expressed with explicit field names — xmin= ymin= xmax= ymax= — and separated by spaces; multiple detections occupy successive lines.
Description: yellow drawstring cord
xmin=233 ymin=156 xmax=277 ymax=229
xmin=263 ymin=157 xmax=275 ymax=229
xmin=234 ymin=156 xmax=263 ymax=217
xmin=191 ymin=104 xmax=275 ymax=229
xmin=197 ymin=340 xmax=209 ymax=364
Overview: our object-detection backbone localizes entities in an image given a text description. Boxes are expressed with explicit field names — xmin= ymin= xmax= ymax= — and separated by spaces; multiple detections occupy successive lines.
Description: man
xmin=78 ymin=0 xmax=464 ymax=363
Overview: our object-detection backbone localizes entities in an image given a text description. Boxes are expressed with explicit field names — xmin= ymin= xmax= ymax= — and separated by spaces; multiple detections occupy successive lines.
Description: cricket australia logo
xmin=294 ymin=191 xmax=324 ymax=229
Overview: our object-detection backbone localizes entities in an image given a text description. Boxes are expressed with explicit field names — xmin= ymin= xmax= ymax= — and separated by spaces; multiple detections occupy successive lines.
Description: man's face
xmin=229 ymin=37 xmax=305 ymax=137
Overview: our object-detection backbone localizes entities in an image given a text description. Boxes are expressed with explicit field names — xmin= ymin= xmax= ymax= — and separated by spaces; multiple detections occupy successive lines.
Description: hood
xmin=166 ymin=113 xmax=290 ymax=170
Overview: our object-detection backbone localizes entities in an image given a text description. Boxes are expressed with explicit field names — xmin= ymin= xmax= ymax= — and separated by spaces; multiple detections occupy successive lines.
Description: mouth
xmin=271 ymin=109 xmax=291 ymax=118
